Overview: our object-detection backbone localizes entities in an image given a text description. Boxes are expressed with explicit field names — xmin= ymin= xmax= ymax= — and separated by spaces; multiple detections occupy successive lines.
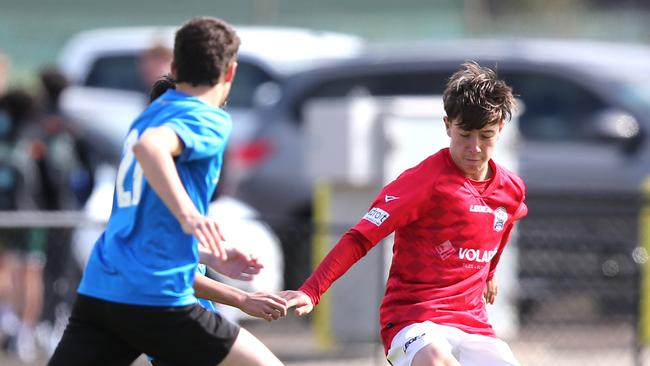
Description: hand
xmin=182 ymin=214 xmax=226 ymax=260
xmin=278 ymin=290 xmax=314 ymax=316
xmin=199 ymin=244 xmax=263 ymax=281
xmin=483 ymin=278 xmax=498 ymax=305
xmin=241 ymin=291 xmax=288 ymax=322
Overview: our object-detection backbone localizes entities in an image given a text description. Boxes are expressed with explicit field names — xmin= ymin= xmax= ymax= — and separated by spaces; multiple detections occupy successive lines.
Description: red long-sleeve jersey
xmin=300 ymin=148 xmax=527 ymax=352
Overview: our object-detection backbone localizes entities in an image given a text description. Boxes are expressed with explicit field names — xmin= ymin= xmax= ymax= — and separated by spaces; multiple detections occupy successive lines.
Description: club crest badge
xmin=493 ymin=207 xmax=508 ymax=232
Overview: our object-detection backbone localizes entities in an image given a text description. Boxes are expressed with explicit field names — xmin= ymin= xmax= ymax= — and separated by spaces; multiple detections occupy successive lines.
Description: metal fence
xmin=514 ymin=191 xmax=643 ymax=365
xmin=0 ymin=191 xmax=648 ymax=365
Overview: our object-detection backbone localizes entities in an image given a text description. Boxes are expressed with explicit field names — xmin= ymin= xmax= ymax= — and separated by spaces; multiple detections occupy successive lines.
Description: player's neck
xmin=466 ymin=164 xmax=493 ymax=181
xmin=175 ymin=82 xmax=228 ymax=108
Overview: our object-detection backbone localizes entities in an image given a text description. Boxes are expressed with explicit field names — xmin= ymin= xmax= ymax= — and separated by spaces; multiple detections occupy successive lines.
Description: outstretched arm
xmin=280 ymin=167 xmax=428 ymax=316
xmin=133 ymin=126 xmax=226 ymax=259
xmin=198 ymin=244 xmax=263 ymax=281
xmin=279 ymin=230 xmax=375 ymax=316
xmin=193 ymin=273 xmax=287 ymax=321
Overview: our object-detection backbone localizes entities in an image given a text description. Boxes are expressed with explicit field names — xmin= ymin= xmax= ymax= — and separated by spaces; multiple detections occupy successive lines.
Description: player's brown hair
xmin=442 ymin=61 xmax=515 ymax=130
xmin=173 ymin=16 xmax=240 ymax=87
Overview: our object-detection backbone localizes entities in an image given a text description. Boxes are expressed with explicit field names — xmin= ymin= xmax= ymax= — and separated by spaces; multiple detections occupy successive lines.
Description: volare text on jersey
xmin=458 ymin=248 xmax=497 ymax=263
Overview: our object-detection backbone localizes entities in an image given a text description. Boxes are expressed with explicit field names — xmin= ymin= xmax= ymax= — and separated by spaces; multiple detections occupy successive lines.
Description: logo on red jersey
xmin=469 ymin=204 xmax=491 ymax=213
xmin=493 ymin=207 xmax=508 ymax=232
xmin=435 ymin=240 xmax=455 ymax=260
xmin=363 ymin=207 xmax=390 ymax=226
xmin=385 ymin=194 xmax=400 ymax=203
xmin=459 ymin=247 xmax=498 ymax=263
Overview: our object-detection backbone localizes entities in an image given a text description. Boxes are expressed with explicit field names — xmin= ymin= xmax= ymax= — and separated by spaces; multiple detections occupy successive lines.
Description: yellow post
xmin=638 ymin=177 xmax=650 ymax=344
xmin=311 ymin=179 xmax=333 ymax=349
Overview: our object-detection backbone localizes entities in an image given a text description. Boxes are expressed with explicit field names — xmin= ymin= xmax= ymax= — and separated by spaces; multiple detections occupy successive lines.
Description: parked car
xmin=57 ymin=25 xmax=364 ymax=193
xmin=239 ymin=38 xmax=650 ymax=316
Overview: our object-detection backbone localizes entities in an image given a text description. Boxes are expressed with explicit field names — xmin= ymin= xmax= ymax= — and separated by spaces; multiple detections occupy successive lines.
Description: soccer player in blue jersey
xmin=48 ymin=17 xmax=286 ymax=366
xmin=146 ymin=74 xmax=288 ymax=366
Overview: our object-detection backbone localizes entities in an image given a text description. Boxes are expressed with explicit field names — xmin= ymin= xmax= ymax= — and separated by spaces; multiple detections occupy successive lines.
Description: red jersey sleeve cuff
xmin=299 ymin=284 xmax=320 ymax=307
xmin=486 ymin=271 xmax=495 ymax=281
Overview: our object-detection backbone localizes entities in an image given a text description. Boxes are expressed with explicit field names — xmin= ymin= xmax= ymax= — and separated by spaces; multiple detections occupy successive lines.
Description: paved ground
xmin=1 ymin=316 xmax=648 ymax=366
xmin=247 ymin=316 xmax=386 ymax=366
xmin=0 ymin=316 xmax=384 ymax=366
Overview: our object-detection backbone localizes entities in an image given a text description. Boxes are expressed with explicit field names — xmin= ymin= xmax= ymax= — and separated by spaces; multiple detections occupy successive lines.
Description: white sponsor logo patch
xmin=493 ymin=207 xmax=508 ymax=232
xmin=384 ymin=194 xmax=400 ymax=203
xmin=363 ymin=207 xmax=390 ymax=226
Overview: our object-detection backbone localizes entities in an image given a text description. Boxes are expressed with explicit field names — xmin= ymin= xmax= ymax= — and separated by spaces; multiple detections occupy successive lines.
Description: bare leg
xmin=218 ymin=327 xmax=283 ymax=366
xmin=11 ymin=255 xmax=44 ymax=362
xmin=20 ymin=257 xmax=44 ymax=328
xmin=412 ymin=343 xmax=461 ymax=366
xmin=0 ymin=252 xmax=20 ymax=335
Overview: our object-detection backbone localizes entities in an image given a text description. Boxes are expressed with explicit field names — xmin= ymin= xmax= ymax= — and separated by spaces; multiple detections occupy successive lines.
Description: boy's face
xmin=444 ymin=116 xmax=503 ymax=180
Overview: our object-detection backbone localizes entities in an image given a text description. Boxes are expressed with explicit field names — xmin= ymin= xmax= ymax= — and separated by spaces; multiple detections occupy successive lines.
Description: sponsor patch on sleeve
xmin=363 ymin=207 xmax=390 ymax=226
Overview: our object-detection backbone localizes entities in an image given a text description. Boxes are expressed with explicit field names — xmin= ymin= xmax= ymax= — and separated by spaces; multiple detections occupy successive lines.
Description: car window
xmin=295 ymin=70 xmax=449 ymax=123
xmin=501 ymin=72 xmax=609 ymax=142
xmin=313 ymin=71 xmax=445 ymax=96
xmin=227 ymin=61 xmax=273 ymax=108
xmin=85 ymin=55 xmax=144 ymax=92
xmin=296 ymin=67 xmax=613 ymax=144
xmin=85 ymin=55 xmax=274 ymax=108
xmin=311 ymin=70 xmax=447 ymax=97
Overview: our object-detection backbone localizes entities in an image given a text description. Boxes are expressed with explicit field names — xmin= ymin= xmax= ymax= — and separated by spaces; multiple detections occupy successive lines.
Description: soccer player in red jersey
xmin=280 ymin=61 xmax=526 ymax=366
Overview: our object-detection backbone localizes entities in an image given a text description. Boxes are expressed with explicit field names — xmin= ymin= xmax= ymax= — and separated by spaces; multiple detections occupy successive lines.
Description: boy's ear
xmin=224 ymin=61 xmax=237 ymax=83
xmin=443 ymin=116 xmax=452 ymax=137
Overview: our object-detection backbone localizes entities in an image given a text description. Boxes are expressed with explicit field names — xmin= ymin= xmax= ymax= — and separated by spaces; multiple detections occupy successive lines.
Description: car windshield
xmin=85 ymin=54 xmax=273 ymax=109
xmin=617 ymin=80 xmax=650 ymax=114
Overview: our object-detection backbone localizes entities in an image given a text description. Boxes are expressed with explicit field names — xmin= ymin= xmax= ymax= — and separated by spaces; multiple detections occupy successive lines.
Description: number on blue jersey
xmin=115 ymin=129 xmax=144 ymax=208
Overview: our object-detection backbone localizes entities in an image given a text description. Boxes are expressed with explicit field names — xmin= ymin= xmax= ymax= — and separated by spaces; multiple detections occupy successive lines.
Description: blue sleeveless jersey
xmin=78 ymin=90 xmax=232 ymax=306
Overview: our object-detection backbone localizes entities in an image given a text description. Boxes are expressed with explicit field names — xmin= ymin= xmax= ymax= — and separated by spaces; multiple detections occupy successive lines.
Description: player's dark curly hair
xmin=443 ymin=61 xmax=515 ymax=130
xmin=149 ymin=74 xmax=176 ymax=102
xmin=173 ymin=16 xmax=240 ymax=87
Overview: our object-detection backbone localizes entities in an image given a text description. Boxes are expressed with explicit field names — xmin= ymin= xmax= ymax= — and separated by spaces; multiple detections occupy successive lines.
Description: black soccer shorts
xmin=48 ymin=294 xmax=240 ymax=366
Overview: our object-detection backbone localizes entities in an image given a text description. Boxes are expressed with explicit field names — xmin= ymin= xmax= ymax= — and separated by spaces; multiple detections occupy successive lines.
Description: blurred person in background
xmin=0 ymin=52 xmax=15 ymax=341
xmin=30 ymin=67 xmax=95 ymax=209
xmin=138 ymin=43 xmax=173 ymax=92
xmin=281 ymin=61 xmax=526 ymax=366
xmin=0 ymin=78 xmax=45 ymax=363
xmin=48 ymin=16 xmax=285 ymax=366
xmin=0 ymin=65 xmax=93 ymax=363
xmin=0 ymin=52 xmax=9 ymax=95
xmin=26 ymin=67 xmax=98 ymax=357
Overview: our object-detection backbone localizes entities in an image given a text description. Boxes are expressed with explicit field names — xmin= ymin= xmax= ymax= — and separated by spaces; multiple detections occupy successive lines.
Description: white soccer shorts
xmin=386 ymin=321 xmax=520 ymax=366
